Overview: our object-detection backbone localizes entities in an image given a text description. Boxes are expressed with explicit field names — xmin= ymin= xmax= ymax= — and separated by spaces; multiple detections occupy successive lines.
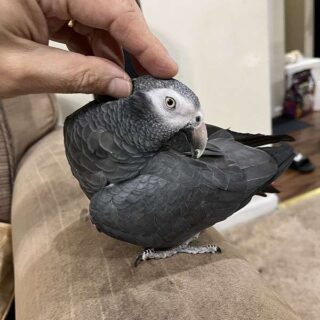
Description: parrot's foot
xmin=134 ymin=239 xmax=221 ymax=267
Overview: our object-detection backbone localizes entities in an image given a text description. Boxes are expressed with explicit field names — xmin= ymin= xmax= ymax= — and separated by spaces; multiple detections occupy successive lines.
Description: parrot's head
xmin=128 ymin=76 xmax=207 ymax=158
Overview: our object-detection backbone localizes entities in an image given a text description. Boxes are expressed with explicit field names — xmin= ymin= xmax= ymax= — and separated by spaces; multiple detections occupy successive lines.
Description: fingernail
xmin=108 ymin=78 xmax=132 ymax=97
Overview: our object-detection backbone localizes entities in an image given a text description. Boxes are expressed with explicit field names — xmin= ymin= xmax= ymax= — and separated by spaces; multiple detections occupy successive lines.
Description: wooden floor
xmin=274 ymin=111 xmax=320 ymax=201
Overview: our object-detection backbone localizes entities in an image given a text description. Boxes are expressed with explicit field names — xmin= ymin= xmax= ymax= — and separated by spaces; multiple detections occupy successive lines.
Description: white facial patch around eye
xmin=145 ymin=88 xmax=196 ymax=129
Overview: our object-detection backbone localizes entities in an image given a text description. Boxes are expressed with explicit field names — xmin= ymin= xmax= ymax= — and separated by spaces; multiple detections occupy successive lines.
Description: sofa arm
xmin=1 ymin=94 xmax=58 ymax=166
xmin=0 ymin=94 xmax=58 ymax=223
xmin=11 ymin=129 xmax=300 ymax=320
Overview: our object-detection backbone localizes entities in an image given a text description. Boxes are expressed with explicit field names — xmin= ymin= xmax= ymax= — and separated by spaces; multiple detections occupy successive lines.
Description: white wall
xmin=269 ymin=0 xmax=285 ymax=118
xmin=142 ymin=0 xmax=272 ymax=134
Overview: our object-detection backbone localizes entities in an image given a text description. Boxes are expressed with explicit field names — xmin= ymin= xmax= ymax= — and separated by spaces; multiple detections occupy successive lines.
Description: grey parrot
xmin=64 ymin=75 xmax=294 ymax=265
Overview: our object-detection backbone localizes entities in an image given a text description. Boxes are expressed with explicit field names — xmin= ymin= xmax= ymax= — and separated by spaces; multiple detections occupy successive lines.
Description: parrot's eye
xmin=165 ymin=97 xmax=176 ymax=109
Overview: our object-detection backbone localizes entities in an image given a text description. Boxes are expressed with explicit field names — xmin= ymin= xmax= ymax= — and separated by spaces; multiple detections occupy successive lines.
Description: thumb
xmin=2 ymin=43 xmax=132 ymax=97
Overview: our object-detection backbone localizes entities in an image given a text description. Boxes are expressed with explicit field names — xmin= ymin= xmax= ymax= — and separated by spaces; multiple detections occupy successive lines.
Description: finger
xmin=130 ymin=55 xmax=148 ymax=76
xmin=88 ymin=29 xmax=125 ymax=68
xmin=107 ymin=9 xmax=178 ymax=78
xmin=40 ymin=0 xmax=178 ymax=78
xmin=51 ymin=24 xmax=93 ymax=55
xmin=72 ymin=21 xmax=93 ymax=37
xmin=1 ymin=41 xmax=132 ymax=97
xmin=53 ymin=24 xmax=124 ymax=68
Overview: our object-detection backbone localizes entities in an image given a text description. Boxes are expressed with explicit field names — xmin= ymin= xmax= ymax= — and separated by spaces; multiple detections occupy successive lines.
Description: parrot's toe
xmin=133 ymin=242 xmax=221 ymax=267
xmin=179 ymin=244 xmax=221 ymax=255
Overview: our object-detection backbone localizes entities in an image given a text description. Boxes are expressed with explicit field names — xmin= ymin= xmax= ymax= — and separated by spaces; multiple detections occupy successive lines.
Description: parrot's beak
xmin=190 ymin=121 xmax=208 ymax=158
xmin=184 ymin=119 xmax=208 ymax=159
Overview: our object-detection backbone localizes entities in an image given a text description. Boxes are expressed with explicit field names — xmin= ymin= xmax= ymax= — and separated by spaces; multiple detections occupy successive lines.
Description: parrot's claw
xmin=134 ymin=249 xmax=155 ymax=267
xmin=134 ymin=240 xmax=221 ymax=267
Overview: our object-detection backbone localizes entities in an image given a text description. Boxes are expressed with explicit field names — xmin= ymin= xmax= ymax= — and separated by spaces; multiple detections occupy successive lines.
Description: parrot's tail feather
xmin=228 ymin=131 xmax=295 ymax=147
xmin=208 ymin=129 xmax=234 ymax=140
xmin=205 ymin=123 xmax=294 ymax=147
xmin=262 ymin=184 xmax=280 ymax=194
xmin=260 ymin=143 xmax=295 ymax=179
xmin=255 ymin=184 xmax=280 ymax=197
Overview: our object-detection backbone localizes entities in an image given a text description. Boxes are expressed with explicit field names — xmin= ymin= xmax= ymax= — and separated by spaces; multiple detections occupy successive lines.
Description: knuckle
xmin=73 ymin=67 xmax=98 ymax=93
xmin=106 ymin=0 xmax=138 ymax=28
xmin=110 ymin=10 xmax=138 ymax=34
xmin=109 ymin=4 xmax=141 ymax=34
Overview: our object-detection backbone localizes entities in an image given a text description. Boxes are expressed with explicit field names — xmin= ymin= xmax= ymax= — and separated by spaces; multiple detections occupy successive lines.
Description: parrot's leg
xmin=134 ymin=234 xmax=220 ymax=266
xmin=175 ymin=244 xmax=221 ymax=255
xmin=185 ymin=232 xmax=200 ymax=244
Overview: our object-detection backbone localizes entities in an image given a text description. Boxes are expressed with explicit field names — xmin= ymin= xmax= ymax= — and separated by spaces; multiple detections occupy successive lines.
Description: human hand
xmin=0 ymin=0 xmax=178 ymax=98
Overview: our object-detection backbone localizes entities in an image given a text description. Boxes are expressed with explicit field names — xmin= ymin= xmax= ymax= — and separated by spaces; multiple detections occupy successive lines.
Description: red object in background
xmin=283 ymin=69 xmax=315 ymax=119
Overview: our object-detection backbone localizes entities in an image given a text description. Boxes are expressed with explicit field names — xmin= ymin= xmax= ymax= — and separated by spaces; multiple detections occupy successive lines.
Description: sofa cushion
xmin=0 ymin=223 xmax=14 ymax=320
xmin=11 ymin=129 xmax=300 ymax=320
xmin=0 ymin=94 xmax=57 ymax=222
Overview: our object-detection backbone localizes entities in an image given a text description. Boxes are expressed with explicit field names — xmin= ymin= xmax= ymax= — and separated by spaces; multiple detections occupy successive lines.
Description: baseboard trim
xmin=215 ymin=194 xmax=279 ymax=232
xmin=280 ymin=187 xmax=320 ymax=209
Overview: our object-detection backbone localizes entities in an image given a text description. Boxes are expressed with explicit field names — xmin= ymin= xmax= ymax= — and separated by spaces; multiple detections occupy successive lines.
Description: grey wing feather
xmin=202 ymin=137 xmax=279 ymax=192
xmin=64 ymin=100 xmax=147 ymax=198
xmin=89 ymin=151 xmax=249 ymax=249
xmin=89 ymin=138 xmax=291 ymax=249
xmin=168 ymin=125 xmax=293 ymax=156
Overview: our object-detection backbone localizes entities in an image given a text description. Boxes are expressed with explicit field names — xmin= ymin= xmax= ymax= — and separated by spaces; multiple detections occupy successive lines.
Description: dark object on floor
xmin=272 ymin=116 xmax=311 ymax=135
xmin=282 ymin=69 xmax=315 ymax=118
xmin=290 ymin=153 xmax=315 ymax=173
xmin=5 ymin=300 xmax=15 ymax=320
xmin=274 ymin=112 xmax=320 ymax=201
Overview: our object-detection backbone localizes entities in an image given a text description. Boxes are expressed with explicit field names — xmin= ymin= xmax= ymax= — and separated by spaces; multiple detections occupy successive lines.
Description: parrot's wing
xmin=165 ymin=129 xmax=224 ymax=156
xmin=206 ymin=124 xmax=294 ymax=147
xmin=166 ymin=124 xmax=293 ymax=157
xmin=64 ymin=100 xmax=148 ymax=198
xmin=90 ymin=135 xmax=294 ymax=250
xmin=201 ymin=130 xmax=294 ymax=194
xmin=89 ymin=150 xmax=251 ymax=249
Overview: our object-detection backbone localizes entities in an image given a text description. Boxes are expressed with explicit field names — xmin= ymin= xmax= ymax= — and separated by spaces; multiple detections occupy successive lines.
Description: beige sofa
xmin=0 ymin=94 xmax=301 ymax=320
